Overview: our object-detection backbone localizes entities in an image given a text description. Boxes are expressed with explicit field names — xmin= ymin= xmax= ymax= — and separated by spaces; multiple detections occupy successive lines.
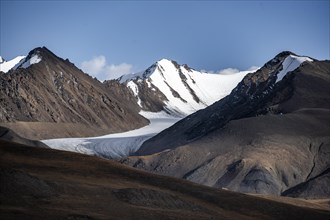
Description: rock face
xmin=0 ymin=47 xmax=148 ymax=139
xmin=122 ymin=52 xmax=330 ymax=198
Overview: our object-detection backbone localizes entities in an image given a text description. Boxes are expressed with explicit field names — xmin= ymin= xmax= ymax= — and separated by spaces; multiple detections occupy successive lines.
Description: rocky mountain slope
xmin=1 ymin=140 xmax=329 ymax=220
xmin=137 ymin=52 xmax=317 ymax=153
xmin=0 ymin=47 xmax=148 ymax=139
xmin=122 ymin=52 xmax=330 ymax=198
xmin=108 ymin=59 xmax=255 ymax=117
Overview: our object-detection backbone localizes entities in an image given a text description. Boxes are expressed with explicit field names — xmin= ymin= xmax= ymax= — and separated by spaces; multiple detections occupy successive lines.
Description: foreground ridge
xmin=0 ymin=140 xmax=329 ymax=220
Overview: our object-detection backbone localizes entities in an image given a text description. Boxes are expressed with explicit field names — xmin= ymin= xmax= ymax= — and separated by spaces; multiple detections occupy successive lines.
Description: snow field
xmin=0 ymin=56 xmax=26 ymax=73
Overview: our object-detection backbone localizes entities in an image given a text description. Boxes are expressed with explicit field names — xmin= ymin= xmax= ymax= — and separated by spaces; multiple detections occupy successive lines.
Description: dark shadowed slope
xmin=123 ymin=109 xmax=330 ymax=197
xmin=0 ymin=47 xmax=147 ymax=139
xmin=0 ymin=126 xmax=48 ymax=148
xmin=1 ymin=141 xmax=329 ymax=220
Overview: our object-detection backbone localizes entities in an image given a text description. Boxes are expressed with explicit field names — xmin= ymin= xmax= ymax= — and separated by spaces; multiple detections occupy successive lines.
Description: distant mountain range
xmin=1 ymin=47 xmax=329 ymax=201
xmin=0 ymin=47 xmax=253 ymax=139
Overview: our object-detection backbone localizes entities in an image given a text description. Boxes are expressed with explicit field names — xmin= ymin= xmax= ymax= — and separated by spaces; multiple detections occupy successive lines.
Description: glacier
xmin=42 ymin=111 xmax=180 ymax=159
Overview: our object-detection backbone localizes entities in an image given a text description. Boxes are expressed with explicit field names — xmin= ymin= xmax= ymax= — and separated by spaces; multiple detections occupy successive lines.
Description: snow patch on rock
xmin=276 ymin=55 xmax=313 ymax=83
xmin=14 ymin=54 xmax=42 ymax=70
xmin=127 ymin=81 xmax=142 ymax=107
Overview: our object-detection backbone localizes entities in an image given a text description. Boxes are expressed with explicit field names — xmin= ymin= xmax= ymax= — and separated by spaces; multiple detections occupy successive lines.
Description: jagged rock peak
xmin=156 ymin=59 xmax=193 ymax=71
xmin=275 ymin=51 xmax=297 ymax=58
xmin=261 ymin=51 xmax=314 ymax=72
xmin=0 ymin=47 xmax=61 ymax=73
xmin=26 ymin=46 xmax=61 ymax=61
xmin=118 ymin=58 xmax=182 ymax=82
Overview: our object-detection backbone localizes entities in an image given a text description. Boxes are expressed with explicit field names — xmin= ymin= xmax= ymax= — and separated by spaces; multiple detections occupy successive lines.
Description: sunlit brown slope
xmin=0 ymin=47 xmax=148 ymax=139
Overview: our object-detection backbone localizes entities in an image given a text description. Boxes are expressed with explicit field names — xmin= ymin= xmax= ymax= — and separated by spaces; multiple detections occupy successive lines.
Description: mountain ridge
xmin=1 ymin=47 xmax=329 ymax=201
xmin=136 ymin=51 xmax=318 ymax=154
xmin=111 ymin=58 xmax=256 ymax=117
xmin=0 ymin=46 xmax=148 ymax=139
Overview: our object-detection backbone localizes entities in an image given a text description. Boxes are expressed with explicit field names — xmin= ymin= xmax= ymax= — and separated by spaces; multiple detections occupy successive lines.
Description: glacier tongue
xmin=42 ymin=111 xmax=180 ymax=159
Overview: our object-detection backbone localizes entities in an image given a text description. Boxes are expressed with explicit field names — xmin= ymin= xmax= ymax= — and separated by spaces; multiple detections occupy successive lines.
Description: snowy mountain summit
xmin=13 ymin=52 xmax=42 ymax=70
xmin=0 ymin=48 xmax=45 ymax=73
xmin=118 ymin=59 xmax=256 ymax=117
xmin=274 ymin=54 xmax=313 ymax=83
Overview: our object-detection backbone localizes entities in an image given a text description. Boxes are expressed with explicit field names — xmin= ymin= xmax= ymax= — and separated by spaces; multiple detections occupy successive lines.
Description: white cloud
xmin=217 ymin=68 xmax=240 ymax=75
xmin=202 ymin=66 xmax=260 ymax=75
xmin=247 ymin=66 xmax=260 ymax=71
xmin=201 ymin=67 xmax=240 ymax=75
xmin=105 ymin=63 xmax=133 ymax=80
xmin=81 ymin=56 xmax=133 ymax=81
xmin=81 ymin=56 xmax=106 ymax=75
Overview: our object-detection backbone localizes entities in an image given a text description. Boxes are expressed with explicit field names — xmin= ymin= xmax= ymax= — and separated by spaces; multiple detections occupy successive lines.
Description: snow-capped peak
xmin=119 ymin=59 xmax=255 ymax=117
xmin=13 ymin=53 xmax=42 ymax=70
xmin=0 ymin=48 xmax=45 ymax=73
xmin=118 ymin=59 xmax=171 ymax=83
xmin=0 ymin=56 xmax=26 ymax=73
xmin=157 ymin=58 xmax=172 ymax=64
xmin=156 ymin=58 xmax=191 ymax=71
xmin=276 ymin=55 xmax=313 ymax=83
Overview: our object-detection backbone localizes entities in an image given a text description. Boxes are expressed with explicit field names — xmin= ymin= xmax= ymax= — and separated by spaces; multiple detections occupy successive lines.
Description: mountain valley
xmin=1 ymin=47 xmax=329 ymax=218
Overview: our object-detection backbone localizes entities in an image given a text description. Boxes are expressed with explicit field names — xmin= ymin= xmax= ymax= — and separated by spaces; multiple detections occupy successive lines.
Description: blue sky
xmin=1 ymin=1 xmax=329 ymax=80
